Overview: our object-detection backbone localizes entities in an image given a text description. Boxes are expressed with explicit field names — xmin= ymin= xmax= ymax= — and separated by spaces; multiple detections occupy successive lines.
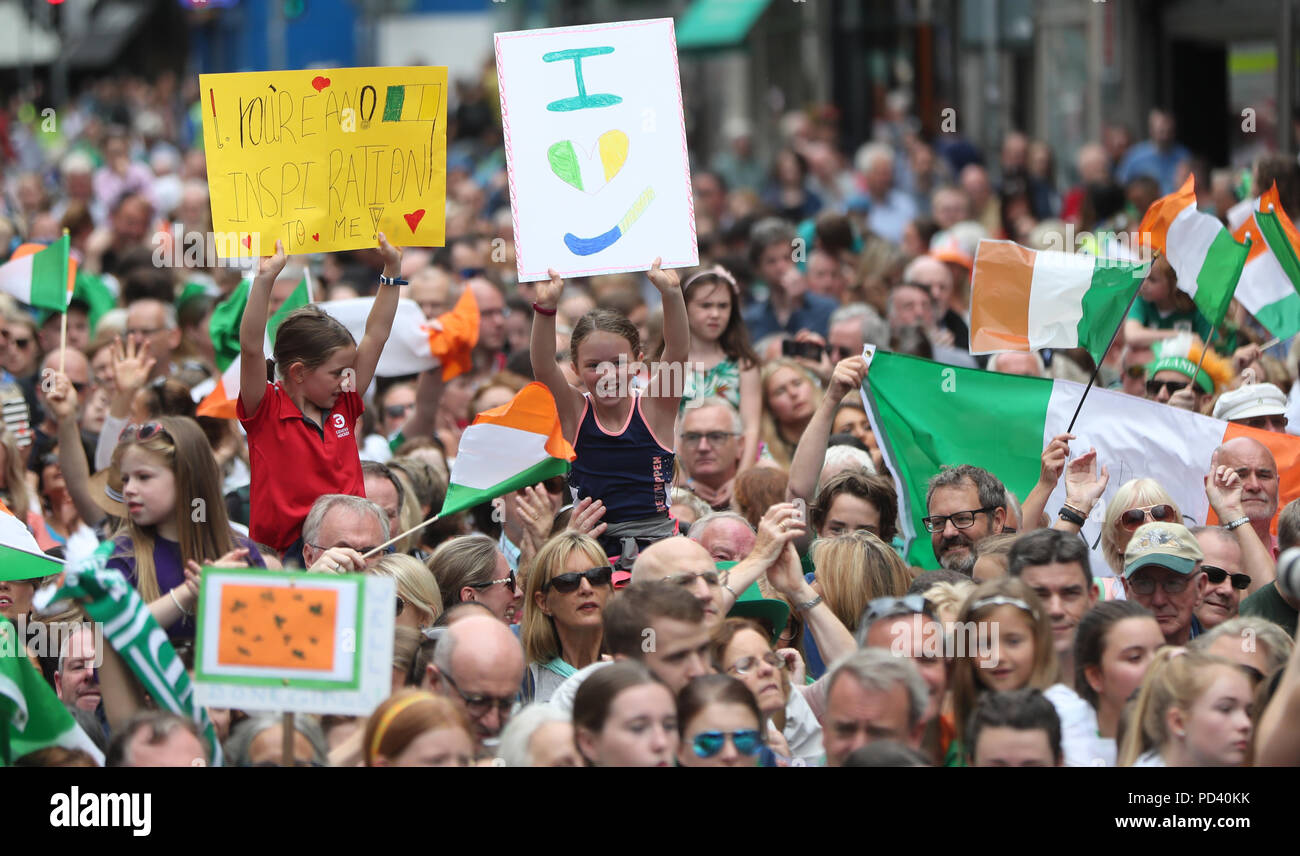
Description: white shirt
xmin=1044 ymin=683 xmax=1105 ymax=767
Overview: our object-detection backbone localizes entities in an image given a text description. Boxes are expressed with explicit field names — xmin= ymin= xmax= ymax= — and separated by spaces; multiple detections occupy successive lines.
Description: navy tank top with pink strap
xmin=570 ymin=392 xmax=674 ymax=524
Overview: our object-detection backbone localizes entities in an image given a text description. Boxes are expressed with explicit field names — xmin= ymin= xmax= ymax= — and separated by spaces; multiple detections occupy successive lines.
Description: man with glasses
xmin=631 ymin=536 xmax=728 ymax=629
xmin=677 ymin=398 xmax=743 ymax=510
xmin=468 ymin=277 xmax=509 ymax=377
xmin=302 ymin=494 xmax=391 ymax=572
xmin=1117 ymin=343 xmax=1154 ymax=398
xmin=924 ymin=464 xmax=1007 ymax=574
xmin=1122 ymin=521 xmax=1209 ymax=644
xmin=427 ymin=613 xmax=526 ymax=754
xmin=1191 ymin=526 xmax=1248 ymax=630
xmin=1144 ymin=346 xmax=1213 ymax=412
xmin=858 ymin=595 xmax=948 ymax=760
xmin=124 ymin=298 xmax=182 ymax=382
xmin=361 ymin=461 xmax=406 ymax=541
xmin=827 ymin=303 xmax=889 ymax=366
xmin=1213 ymin=382 xmax=1289 ymax=434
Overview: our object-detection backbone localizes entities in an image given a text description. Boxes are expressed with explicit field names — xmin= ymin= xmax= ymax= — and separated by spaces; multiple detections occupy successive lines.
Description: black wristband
xmin=1058 ymin=505 xmax=1086 ymax=526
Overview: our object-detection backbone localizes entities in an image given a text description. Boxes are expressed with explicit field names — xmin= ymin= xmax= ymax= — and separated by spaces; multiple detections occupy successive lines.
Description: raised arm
xmin=239 ymin=240 xmax=288 ymax=416
xmin=767 ymin=541 xmax=855 ymax=665
xmin=530 ymin=269 xmax=583 ymax=439
xmin=787 ymin=356 xmax=867 ymax=504
xmin=720 ymin=502 xmax=806 ymax=611
xmin=353 ymin=233 xmax=403 ymax=393
xmin=398 ymin=367 xmax=445 ymax=443
xmin=46 ymin=373 xmax=105 ymax=528
xmin=645 ymin=259 xmax=688 ymax=437
xmin=1205 ymin=464 xmax=1275 ymax=595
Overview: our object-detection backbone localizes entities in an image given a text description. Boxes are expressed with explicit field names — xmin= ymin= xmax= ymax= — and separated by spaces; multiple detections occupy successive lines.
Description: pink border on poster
xmin=494 ymin=18 xmax=698 ymax=281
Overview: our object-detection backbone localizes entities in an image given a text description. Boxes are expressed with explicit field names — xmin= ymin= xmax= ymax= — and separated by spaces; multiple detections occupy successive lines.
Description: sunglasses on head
xmin=384 ymin=403 xmax=415 ymax=420
xmin=1119 ymin=504 xmax=1176 ymax=531
xmin=120 ymin=421 xmax=171 ymax=444
xmin=1202 ymin=565 xmax=1252 ymax=590
xmin=1124 ymin=364 xmax=1147 ymax=379
xmin=1146 ymin=378 xmax=1190 ymax=397
xmin=692 ymin=729 xmax=764 ymax=759
xmin=543 ymin=566 xmax=613 ymax=594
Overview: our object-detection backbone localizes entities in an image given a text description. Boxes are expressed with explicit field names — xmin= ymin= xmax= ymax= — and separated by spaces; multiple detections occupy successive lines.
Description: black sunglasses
xmin=1146 ymin=378 xmax=1190 ymax=397
xmin=1202 ymin=565 xmax=1251 ymax=591
xmin=543 ymin=566 xmax=613 ymax=594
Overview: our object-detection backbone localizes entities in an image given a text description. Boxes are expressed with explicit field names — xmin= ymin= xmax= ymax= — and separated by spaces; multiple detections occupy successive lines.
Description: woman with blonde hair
xmin=520 ymin=532 xmax=613 ymax=703
xmin=370 ymin=553 xmax=442 ymax=629
xmin=1100 ymin=478 xmax=1181 ymax=575
xmin=759 ymin=358 xmax=821 ymax=468
xmin=811 ymin=530 xmax=911 ymax=634
xmin=1118 ymin=648 xmax=1254 ymax=767
xmin=950 ymin=577 xmax=1058 ymax=761
xmin=428 ymin=533 xmax=520 ymax=624
xmin=363 ymin=689 xmax=474 ymax=767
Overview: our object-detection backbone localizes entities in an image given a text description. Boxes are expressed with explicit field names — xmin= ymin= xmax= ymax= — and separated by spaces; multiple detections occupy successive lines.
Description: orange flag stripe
xmin=1138 ymin=174 xmax=1198 ymax=255
xmin=969 ymin=240 xmax=1035 ymax=352
xmin=471 ymin=382 xmax=575 ymax=461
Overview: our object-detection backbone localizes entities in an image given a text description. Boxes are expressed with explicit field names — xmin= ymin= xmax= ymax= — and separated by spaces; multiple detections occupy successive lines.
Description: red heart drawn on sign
xmin=311 ymin=76 xmax=331 ymax=92
xmin=243 ymin=235 xmax=252 ymax=250
xmin=404 ymin=209 xmax=426 ymax=233
xmin=312 ymin=233 xmax=320 ymax=242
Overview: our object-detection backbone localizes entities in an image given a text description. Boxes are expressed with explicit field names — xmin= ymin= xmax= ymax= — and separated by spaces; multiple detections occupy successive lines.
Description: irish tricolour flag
xmin=1139 ymin=175 xmax=1249 ymax=327
xmin=969 ymin=241 xmax=1146 ymax=364
xmin=1229 ymin=182 xmax=1300 ymax=341
xmin=0 ymin=501 xmax=62 ymax=583
xmin=439 ymin=383 xmax=576 ymax=517
xmin=0 ymin=236 xmax=72 ymax=313
xmin=861 ymin=350 xmax=1300 ymax=574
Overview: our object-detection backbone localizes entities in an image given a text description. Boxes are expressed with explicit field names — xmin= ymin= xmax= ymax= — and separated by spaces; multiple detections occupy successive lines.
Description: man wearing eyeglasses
xmin=301 ymin=494 xmax=391 ymax=572
xmin=924 ymin=465 xmax=1007 ymax=574
xmin=124 ymin=299 xmax=182 ymax=382
xmin=677 ymin=399 xmax=743 ymax=510
xmin=1117 ymin=343 xmax=1154 ymax=398
xmin=426 ymin=613 xmax=525 ymax=753
xmin=1121 ymin=521 xmax=1209 ymax=645
xmin=1191 ymin=527 xmax=1247 ymax=630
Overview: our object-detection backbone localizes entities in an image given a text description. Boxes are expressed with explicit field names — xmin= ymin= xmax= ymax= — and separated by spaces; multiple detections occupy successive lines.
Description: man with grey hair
xmin=823 ymin=648 xmax=929 ymax=766
xmin=678 ymin=397 xmax=744 ymax=509
xmin=1191 ymin=525 xmax=1246 ymax=630
xmin=827 ymin=303 xmax=889 ymax=362
xmin=107 ymin=710 xmax=207 ymax=767
xmin=688 ymin=510 xmax=756 ymax=562
xmin=496 ymin=703 xmax=580 ymax=767
xmin=924 ymin=464 xmax=1008 ymax=573
xmin=852 ymin=142 xmax=916 ymax=244
xmin=743 ymin=217 xmax=837 ymax=340
xmin=302 ymin=494 xmax=390 ymax=572
xmin=427 ymin=613 xmax=526 ymax=753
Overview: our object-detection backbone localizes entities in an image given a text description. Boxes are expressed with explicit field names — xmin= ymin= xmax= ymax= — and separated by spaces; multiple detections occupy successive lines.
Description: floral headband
xmin=682 ymin=265 xmax=739 ymax=295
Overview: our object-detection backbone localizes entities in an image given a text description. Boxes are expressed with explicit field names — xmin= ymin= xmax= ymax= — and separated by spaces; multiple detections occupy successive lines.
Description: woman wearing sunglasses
xmin=675 ymin=674 xmax=765 ymax=768
xmin=521 ymin=532 xmax=614 ymax=704
xmin=369 ymin=553 xmax=442 ymax=630
xmin=1099 ymin=478 xmax=1182 ymax=576
xmin=712 ymin=617 xmax=824 ymax=765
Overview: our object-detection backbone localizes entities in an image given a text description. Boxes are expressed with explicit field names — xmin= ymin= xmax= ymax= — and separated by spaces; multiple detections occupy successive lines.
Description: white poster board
xmin=495 ymin=18 xmax=698 ymax=282
xmin=193 ymin=568 xmax=395 ymax=717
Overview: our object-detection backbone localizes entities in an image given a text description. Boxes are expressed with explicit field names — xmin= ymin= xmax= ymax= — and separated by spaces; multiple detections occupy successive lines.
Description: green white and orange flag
xmin=1139 ymin=174 xmax=1249 ymax=328
xmin=1229 ymin=182 xmax=1300 ymax=341
xmin=0 ymin=236 xmax=73 ymax=313
xmin=969 ymin=240 xmax=1147 ymax=364
xmin=860 ymin=349 xmax=1300 ymax=572
xmin=439 ymin=382 xmax=575 ymax=517
xmin=196 ymin=272 xmax=311 ymax=419
xmin=0 ymin=500 xmax=62 ymax=583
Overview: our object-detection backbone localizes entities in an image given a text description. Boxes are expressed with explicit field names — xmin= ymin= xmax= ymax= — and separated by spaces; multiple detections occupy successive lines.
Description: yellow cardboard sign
xmin=199 ymin=66 xmax=447 ymax=256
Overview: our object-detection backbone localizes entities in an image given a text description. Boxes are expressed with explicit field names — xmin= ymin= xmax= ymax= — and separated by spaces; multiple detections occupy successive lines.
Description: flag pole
xmin=361 ymin=514 xmax=442 ymax=560
xmin=58 ymin=229 xmax=70 ymax=375
xmin=1065 ymin=282 xmax=1146 ymax=433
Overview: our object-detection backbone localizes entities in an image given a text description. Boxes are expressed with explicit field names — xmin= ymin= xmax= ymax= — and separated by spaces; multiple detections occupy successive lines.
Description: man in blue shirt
xmin=1117 ymin=109 xmax=1191 ymax=194
xmin=742 ymin=218 xmax=837 ymax=341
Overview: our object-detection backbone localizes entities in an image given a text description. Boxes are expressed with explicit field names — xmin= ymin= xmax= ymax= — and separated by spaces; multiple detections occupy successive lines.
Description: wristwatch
xmin=1225 ymin=516 xmax=1251 ymax=531
xmin=378 ymin=274 xmax=408 ymax=287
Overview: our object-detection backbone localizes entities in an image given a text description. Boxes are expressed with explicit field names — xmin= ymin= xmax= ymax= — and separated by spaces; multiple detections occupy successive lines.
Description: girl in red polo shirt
xmin=238 ymin=237 xmax=402 ymax=563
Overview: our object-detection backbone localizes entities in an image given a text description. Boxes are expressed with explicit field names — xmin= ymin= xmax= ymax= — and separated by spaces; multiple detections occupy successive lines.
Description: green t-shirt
xmin=1239 ymin=583 xmax=1299 ymax=638
xmin=1127 ymin=296 xmax=1213 ymax=342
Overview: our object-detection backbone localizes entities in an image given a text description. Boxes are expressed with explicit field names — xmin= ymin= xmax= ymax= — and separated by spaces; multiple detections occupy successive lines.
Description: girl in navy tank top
xmin=530 ymin=260 xmax=689 ymax=560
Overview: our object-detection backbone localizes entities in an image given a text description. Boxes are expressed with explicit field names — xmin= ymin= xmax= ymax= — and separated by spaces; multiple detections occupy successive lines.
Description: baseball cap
xmin=1122 ymin=521 xmax=1204 ymax=578
xmin=1212 ymin=382 xmax=1288 ymax=422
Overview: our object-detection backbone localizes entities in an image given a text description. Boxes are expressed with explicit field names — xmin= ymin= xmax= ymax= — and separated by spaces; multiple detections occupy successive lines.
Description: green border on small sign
xmin=193 ymin=566 xmax=364 ymax=692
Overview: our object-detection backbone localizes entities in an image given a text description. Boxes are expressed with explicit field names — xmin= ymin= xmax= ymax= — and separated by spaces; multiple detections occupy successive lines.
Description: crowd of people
xmin=3 ymin=71 xmax=1300 ymax=768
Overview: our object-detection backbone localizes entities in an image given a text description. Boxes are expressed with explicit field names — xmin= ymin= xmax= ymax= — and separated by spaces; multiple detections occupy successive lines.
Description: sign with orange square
xmin=216 ymin=583 xmax=339 ymax=671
